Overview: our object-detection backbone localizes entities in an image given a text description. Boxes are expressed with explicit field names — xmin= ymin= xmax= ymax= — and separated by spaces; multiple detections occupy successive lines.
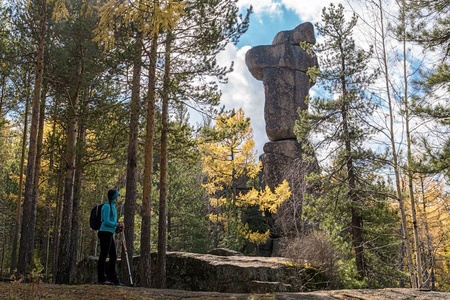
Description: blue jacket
xmin=99 ymin=201 xmax=118 ymax=233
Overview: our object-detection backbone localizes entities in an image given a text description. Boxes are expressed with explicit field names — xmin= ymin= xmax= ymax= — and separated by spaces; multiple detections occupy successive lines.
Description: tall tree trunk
xmin=52 ymin=172 xmax=64 ymax=279
xmin=140 ymin=32 xmax=158 ymax=288
xmin=400 ymin=0 xmax=423 ymax=287
xmin=0 ymin=76 xmax=5 ymax=120
xmin=156 ymin=32 xmax=172 ymax=289
xmin=42 ymin=102 xmax=57 ymax=281
xmin=345 ymin=120 xmax=364 ymax=278
xmin=10 ymin=82 xmax=30 ymax=274
xmin=55 ymin=97 xmax=78 ymax=283
xmin=28 ymin=82 xmax=47 ymax=268
xmin=122 ymin=33 xmax=142 ymax=285
xmin=17 ymin=0 xmax=47 ymax=277
xmin=78 ymin=219 xmax=84 ymax=262
xmin=378 ymin=0 xmax=416 ymax=288
xmin=56 ymin=53 xmax=83 ymax=282
xmin=69 ymin=124 xmax=85 ymax=282
xmin=167 ymin=210 xmax=172 ymax=251
xmin=1 ymin=213 xmax=6 ymax=276
xmin=339 ymin=39 xmax=364 ymax=279
xmin=420 ymin=177 xmax=435 ymax=289
xmin=398 ymin=231 xmax=405 ymax=287
xmin=42 ymin=176 xmax=52 ymax=281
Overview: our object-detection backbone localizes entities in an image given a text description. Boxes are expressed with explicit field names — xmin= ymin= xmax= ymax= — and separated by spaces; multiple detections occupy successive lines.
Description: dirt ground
xmin=1 ymin=282 xmax=449 ymax=299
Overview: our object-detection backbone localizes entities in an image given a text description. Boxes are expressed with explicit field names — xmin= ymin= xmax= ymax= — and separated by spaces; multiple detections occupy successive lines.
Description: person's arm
xmin=101 ymin=204 xmax=117 ymax=229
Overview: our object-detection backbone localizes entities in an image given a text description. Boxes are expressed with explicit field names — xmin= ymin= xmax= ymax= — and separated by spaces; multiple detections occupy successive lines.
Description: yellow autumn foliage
xmin=245 ymin=229 xmax=271 ymax=245
xmin=50 ymin=0 xmax=99 ymax=22
xmin=200 ymin=108 xmax=292 ymax=246
xmin=236 ymin=223 xmax=271 ymax=245
xmin=199 ymin=108 xmax=260 ymax=196
xmin=209 ymin=213 xmax=227 ymax=224
xmin=209 ymin=197 xmax=226 ymax=208
xmin=93 ymin=0 xmax=186 ymax=50
xmin=237 ymin=180 xmax=291 ymax=215
xmin=400 ymin=175 xmax=450 ymax=290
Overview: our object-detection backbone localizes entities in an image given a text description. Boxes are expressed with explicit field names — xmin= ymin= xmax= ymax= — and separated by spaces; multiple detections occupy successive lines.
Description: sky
xmin=214 ymin=0 xmax=343 ymax=155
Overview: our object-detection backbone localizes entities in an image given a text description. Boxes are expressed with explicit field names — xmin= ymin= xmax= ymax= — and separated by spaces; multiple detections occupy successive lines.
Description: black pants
xmin=97 ymin=231 xmax=119 ymax=283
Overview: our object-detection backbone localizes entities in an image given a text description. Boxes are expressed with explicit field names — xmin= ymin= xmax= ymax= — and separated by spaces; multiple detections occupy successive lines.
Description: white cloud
xmin=237 ymin=0 xmax=282 ymax=15
xmin=281 ymin=0 xmax=343 ymax=22
xmin=216 ymin=44 xmax=267 ymax=156
xmin=238 ymin=0 xmax=344 ymax=23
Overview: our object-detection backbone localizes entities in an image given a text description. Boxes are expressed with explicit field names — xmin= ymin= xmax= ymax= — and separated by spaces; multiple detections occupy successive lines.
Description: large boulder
xmin=207 ymin=248 xmax=244 ymax=256
xmin=261 ymin=140 xmax=319 ymax=240
xmin=263 ymin=68 xmax=310 ymax=141
xmin=245 ymin=43 xmax=317 ymax=81
xmin=245 ymin=22 xmax=318 ymax=141
xmin=272 ymin=22 xmax=316 ymax=46
xmin=165 ymin=252 xmax=299 ymax=293
xmin=261 ymin=140 xmax=304 ymax=190
xmin=73 ymin=252 xmax=308 ymax=293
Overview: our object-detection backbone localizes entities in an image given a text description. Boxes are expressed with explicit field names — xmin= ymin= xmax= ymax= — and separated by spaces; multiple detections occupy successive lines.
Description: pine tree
xmin=45 ymin=0 xmax=127 ymax=282
xmin=407 ymin=0 xmax=450 ymax=181
xmin=295 ymin=3 xmax=378 ymax=281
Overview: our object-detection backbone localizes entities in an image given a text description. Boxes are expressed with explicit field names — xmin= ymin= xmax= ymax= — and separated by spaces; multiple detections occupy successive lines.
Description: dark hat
xmin=108 ymin=189 xmax=119 ymax=200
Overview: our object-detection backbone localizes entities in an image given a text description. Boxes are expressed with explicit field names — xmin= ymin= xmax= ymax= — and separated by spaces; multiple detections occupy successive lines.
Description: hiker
xmin=97 ymin=188 xmax=124 ymax=286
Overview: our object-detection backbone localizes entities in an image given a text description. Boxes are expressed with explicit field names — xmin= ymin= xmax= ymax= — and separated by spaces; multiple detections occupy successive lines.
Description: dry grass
xmin=0 ymin=282 xmax=277 ymax=300
xmin=280 ymin=232 xmax=339 ymax=289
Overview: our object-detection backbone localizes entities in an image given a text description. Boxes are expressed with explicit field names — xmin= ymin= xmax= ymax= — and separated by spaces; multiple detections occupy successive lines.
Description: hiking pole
xmin=121 ymin=230 xmax=134 ymax=286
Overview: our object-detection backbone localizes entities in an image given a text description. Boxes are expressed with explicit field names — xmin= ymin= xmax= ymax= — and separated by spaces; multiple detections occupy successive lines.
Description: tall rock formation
xmin=245 ymin=22 xmax=319 ymax=253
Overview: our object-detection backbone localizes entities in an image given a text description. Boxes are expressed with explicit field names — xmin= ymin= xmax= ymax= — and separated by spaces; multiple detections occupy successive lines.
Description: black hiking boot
xmin=113 ymin=281 xmax=124 ymax=286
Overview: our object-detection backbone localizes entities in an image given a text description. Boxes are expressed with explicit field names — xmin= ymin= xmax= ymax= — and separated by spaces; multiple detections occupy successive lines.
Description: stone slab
xmin=245 ymin=43 xmax=318 ymax=81
xmin=73 ymin=252 xmax=303 ymax=293
xmin=263 ymin=68 xmax=310 ymax=141
xmin=261 ymin=140 xmax=303 ymax=190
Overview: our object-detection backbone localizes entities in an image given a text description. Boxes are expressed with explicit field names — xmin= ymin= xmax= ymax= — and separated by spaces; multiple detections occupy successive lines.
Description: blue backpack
xmin=89 ymin=204 xmax=104 ymax=230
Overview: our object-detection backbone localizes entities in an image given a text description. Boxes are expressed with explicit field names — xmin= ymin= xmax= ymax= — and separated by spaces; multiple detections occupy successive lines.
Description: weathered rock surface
xmin=264 ymin=140 xmax=306 ymax=160
xmin=245 ymin=43 xmax=318 ymax=81
xmin=302 ymin=288 xmax=449 ymax=300
xmin=262 ymin=68 xmax=310 ymax=141
xmin=73 ymin=252 xmax=301 ymax=293
xmin=262 ymin=140 xmax=304 ymax=190
xmin=272 ymin=22 xmax=316 ymax=46
xmin=260 ymin=140 xmax=319 ymax=241
xmin=207 ymin=248 xmax=244 ymax=256
xmin=245 ymin=22 xmax=318 ymax=142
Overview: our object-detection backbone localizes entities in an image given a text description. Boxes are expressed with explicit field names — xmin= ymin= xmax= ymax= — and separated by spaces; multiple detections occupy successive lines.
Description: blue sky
xmin=237 ymin=6 xmax=309 ymax=48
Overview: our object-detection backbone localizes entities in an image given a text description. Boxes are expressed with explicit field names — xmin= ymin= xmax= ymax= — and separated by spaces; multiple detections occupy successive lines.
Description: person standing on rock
xmin=98 ymin=188 xmax=124 ymax=286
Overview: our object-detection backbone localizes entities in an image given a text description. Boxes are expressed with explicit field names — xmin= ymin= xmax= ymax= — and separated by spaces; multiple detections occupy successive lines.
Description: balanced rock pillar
xmin=245 ymin=22 xmax=319 ymax=248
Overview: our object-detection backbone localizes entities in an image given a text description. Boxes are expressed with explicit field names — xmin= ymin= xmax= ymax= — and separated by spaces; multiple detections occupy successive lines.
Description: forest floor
xmin=1 ymin=282 xmax=449 ymax=299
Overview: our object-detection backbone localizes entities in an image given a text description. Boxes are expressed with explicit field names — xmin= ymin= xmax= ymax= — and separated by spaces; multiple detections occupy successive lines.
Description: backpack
xmin=89 ymin=204 xmax=104 ymax=230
